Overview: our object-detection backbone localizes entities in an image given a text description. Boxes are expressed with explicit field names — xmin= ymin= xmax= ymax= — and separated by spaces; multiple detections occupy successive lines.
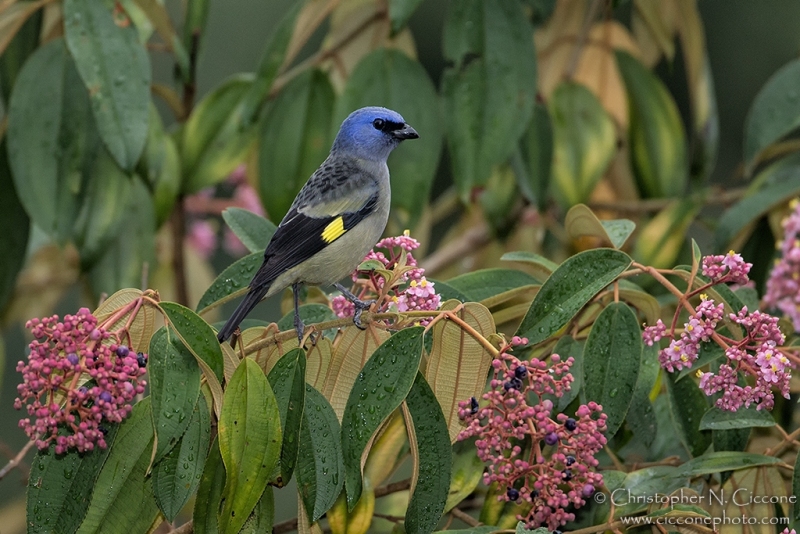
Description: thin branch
xmin=273 ymin=517 xmax=298 ymax=534
xmin=0 ymin=439 xmax=35 ymax=481
xmin=765 ymin=426 xmax=800 ymax=457
xmin=374 ymin=478 xmax=411 ymax=498
xmin=450 ymin=507 xmax=481 ymax=527
xmin=170 ymin=520 xmax=193 ymax=534
xmin=588 ymin=187 xmax=746 ymax=215
xmin=419 ymin=223 xmax=492 ymax=276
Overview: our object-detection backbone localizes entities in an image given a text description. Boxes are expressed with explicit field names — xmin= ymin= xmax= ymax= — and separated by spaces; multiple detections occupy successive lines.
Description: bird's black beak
xmin=392 ymin=124 xmax=419 ymax=140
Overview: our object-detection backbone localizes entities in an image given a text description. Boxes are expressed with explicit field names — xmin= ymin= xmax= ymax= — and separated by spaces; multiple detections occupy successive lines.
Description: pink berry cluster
xmin=331 ymin=232 xmax=441 ymax=321
xmin=457 ymin=337 xmax=607 ymax=530
xmin=764 ymin=199 xmax=800 ymax=331
xmin=14 ymin=308 xmax=147 ymax=453
xmin=643 ymin=249 xmax=793 ymax=411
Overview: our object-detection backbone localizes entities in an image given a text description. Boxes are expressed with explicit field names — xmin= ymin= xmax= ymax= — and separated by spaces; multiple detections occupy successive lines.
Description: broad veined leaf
xmin=327 ymin=486 xmax=375 ymax=534
xmin=710 ymin=466 xmax=786 ymax=530
xmin=549 ymin=82 xmax=616 ymax=208
xmin=583 ymin=302 xmax=641 ymax=436
xmin=500 ymin=251 xmax=559 ymax=281
xmin=616 ymin=51 xmax=687 ymax=198
xmin=239 ymin=487 xmax=275 ymax=534
xmin=516 ymin=102 xmax=553 ymax=210
xmin=182 ymin=74 xmax=254 ymax=194
xmin=152 ymin=395 xmax=211 ymax=521
xmin=63 ymin=0 xmax=150 ymax=171
xmin=665 ymin=373 xmax=711 ymax=458
xmin=554 ymin=336 xmax=583 ymax=412
xmin=334 ymin=48 xmax=442 ymax=227
xmin=322 ymin=325 xmax=391 ymax=419
xmin=743 ymin=57 xmax=800 ymax=174
xmin=425 ymin=300 xmax=495 ymax=442
xmin=196 ymin=251 xmax=261 ymax=314
xmin=633 ymin=199 xmax=701 ymax=269
xmin=7 ymin=38 xmax=101 ymax=240
xmin=363 ymin=411 xmax=408 ymax=488
xmin=0 ymin=140 xmax=29 ymax=311
xmin=266 ymin=348 xmax=307 ymax=486
xmin=306 ymin=336 xmax=332 ymax=389
xmin=342 ymin=326 xmax=424 ymax=509
xmin=428 ymin=279 xmax=472 ymax=304
xmin=403 ymin=373 xmax=451 ymax=534
xmin=613 ymin=465 xmax=688 ymax=516
xmin=76 ymin=398 xmax=159 ymax=534
xmin=297 ymin=385 xmax=345 ymax=522
xmin=446 ymin=269 xmax=540 ymax=303
xmin=699 ymin=406 xmax=775 ymax=431
xmin=192 ymin=437 xmax=225 ymax=534
xmin=222 ymin=207 xmax=276 ymax=254
xmin=259 ymin=69 xmax=335 ymax=221
xmin=565 ymin=204 xmax=635 ymax=249
xmin=27 ymin=425 xmax=119 ymax=534
xmin=516 ymin=249 xmax=632 ymax=344
xmin=615 ymin=280 xmax=660 ymax=326
xmin=277 ymin=303 xmax=337 ymax=340
xmin=444 ymin=440 xmax=485 ymax=513
xmin=625 ymin=344 xmax=658 ymax=447
xmin=148 ymin=326 xmax=201 ymax=462
xmin=441 ymin=0 xmax=537 ymax=200
xmin=218 ymin=358 xmax=282 ymax=534
xmin=242 ymin=323 xmax=300 ymax=377
xmin=160 ymin=301 xmax=225 ymax=384
xmin=93 ymin=289 xmax=156 ymax=354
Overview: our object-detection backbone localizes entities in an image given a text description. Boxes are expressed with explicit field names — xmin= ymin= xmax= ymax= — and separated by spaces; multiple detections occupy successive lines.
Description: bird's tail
xmin=216 ymin=284 xmax=271 ymax=342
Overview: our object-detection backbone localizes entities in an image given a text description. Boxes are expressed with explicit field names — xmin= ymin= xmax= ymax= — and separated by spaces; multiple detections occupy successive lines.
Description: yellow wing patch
xmin=321 ymin=216 xmax=346 ymax=243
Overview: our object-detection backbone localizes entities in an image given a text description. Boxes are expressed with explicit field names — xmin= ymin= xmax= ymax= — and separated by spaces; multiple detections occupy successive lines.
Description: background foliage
xmin=3 ymin=0 xmax=800 ymax=533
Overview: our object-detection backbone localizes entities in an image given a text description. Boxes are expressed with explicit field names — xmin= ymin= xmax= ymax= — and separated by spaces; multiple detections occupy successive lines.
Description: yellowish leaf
xmin=94 ymin=288 xmax=157 ymax=354
xmin=328 ymin=485 xmax=375 ymax=534
xmin=242 ymin=323 xmax=299 ymax=375
xmin=631 ymin=0 xmax=676 ymax=67
xmin=709 ymin=467 xmax=787 ymax=534
xmin=363 ymin=411 xmax=407 ymax=488
xmin=0 ymin=1 xmax=45 ymax=58
xmin=425 ymin=300 xmax=495 ymax=442
xmin=305 ymin=336 xmax=332 ymax=390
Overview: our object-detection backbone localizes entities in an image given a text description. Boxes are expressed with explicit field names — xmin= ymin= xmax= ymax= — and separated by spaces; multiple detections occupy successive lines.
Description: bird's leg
xmin=292 ymin=283 xmax=305 ymax=343
xmin=333 ymin=283 xmax=375 ymax=330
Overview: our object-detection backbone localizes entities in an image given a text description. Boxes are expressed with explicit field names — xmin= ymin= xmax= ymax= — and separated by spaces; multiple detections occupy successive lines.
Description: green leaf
xmin=334 ymin=48 xmax=442 ymax=227
xmin=297 ymin=385 xmax=345 ymax=522
xmin=342 ymin=327 xmax=425 ymax=508
xmin=27 ymin=425 xmax=119 ymax=534
xmin=138 ymin=104 xmax=181 ymax=227
xmin=679 ymin=451 xmax=784 ymax=477
xmin=445 ymin=440 xmax=484 ymax=513
xmin=153 ymin=395 xmax=211 ymax=521
xmin=583 ymin=302 xmax=641 ymax=436
xmin=266 ymin=348 xmax=307 ymax=485
xmin=665 ymin=373 xmax=711 ymax=457
xmin=181 ymin=0 xmax=209 ymax=72
xmin=614 ymin=465 xmax=688 ymax=515
xmin=743 ymin=58 xmax=800 ymax=173
xmin=239 ymin=487 xmax=275 ymax=534
xmin=427 ymin=279 xmax=471 ymax=303
xmin=565 ymin=204 xmax=635 ymax=249
xmin=72 ymin=148 xmax=132 ymax=267
xmin=196 ymin=251 xmax=262 ymax=313
xmin=89 ymin=177 xmax=156 ymax=297
xmin=0 ymin=140 xmax=28 ymax=311
xmin=549 ymin=82 xmax=616 ymax=208
xmin=63 ymin=0 xmax=150 ymax=170
xmin=516 ymin=102 xmax=553 ymax=210
xmin=446 ymin=268 xmax=539 ymax=303
xmin=259 ymin=69 xmax=335 ymax=221
xmin=699 ymin=406 xmax=775 ymax=431
xmin=182 ymin=74 xmax=255 ymax=193
xmin=7 ymin=38 xmax=100 ymax=240
xmin=388 ymin=0 xmax=425 ymax=33
xmin=148 ymin=326 xmax=202 ymax=461
xmin=616 ymin=50 xmax=688 ymax=198
xmin=404 ymin=373 xmax=452 ymax=534
xmin=277 ymin=303 xmax=337 ymax=340
xmin=77 ymin=398 xmax=159 ymax=534
xmin=516 ymin=523 xmax=550 ymax=534
xmin=626 ymin=345 xmax=659 ymax=446
xmin=160 ymin=301 xmax=225 ymax=384
xmin=218 ymin=358 xmax=282 ymax=534
xmin=222 ymin=207 xmax=276 ymax=254
xmin=714 ymin=172 xmax=800 ymax=251
xmin=193 ymin=437 xmax=225 ymax=534
xmin=0 ymin=5 xmax=42 ymax=103
xmin=441 ymin=0 xmax=537 ymax=200
xmin=633 ymin=199 xmax=701 ymax=269
xmin=554 ymin=336 xmax=583 ymax=411
xmin=500 ymin=251 xmax=559 ymax=281
xmin=516 ymin=249 xmax=632 ymax=344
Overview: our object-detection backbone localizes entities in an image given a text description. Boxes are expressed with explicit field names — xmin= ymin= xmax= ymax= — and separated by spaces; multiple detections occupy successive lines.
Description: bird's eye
xmin=372 ymin=118 xmax=385 ymax=130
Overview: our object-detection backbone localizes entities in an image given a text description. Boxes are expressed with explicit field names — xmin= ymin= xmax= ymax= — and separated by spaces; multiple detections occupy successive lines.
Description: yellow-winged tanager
xmin=217 ymin=107 xmax=418 ymax=343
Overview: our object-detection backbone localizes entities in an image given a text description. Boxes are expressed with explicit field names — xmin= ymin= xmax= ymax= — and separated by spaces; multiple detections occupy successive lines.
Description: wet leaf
xmin=222 ymin=207 xmax=276 ymax=254
xmin=196 ymin=251 xmax=262 ymax=314
xmin=160 ymin=301 xmax=225 ymax=384
xmin=94 ymin=289 xmax=155 ymax=355
xmin=446 ymin=269 xmax=539 ymax=303
xmin=699 ymin=406 xmax=775 ymax=431
xmin=277 ymin=303 xmax=337 ymax=340
xmin=192 ymin=437 xmax=225 ymax=534
xmin=266 ymin=348 xmax=307 ymax=485
xmin=625 ymin=345 xmax=658 ymax=446
xmin=710 ymin=466 xmax=786 ymax=531
xmin=665 ymin=373 xmax=711 ymax=457
xmin=500 ymin=251 xmax=559 ymax=281
xmin=565 ymin=204 xmax=635 ymax=249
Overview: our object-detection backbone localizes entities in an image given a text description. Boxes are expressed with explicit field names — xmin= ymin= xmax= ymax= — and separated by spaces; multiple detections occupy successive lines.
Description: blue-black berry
xmin=565 ymin=455 xmax=576 ymax=466
xmin=115 ymin=345 xmax=130 ymax=358
xmin=514 ymin=365 xmax=528 ymax=379
xmin=469 ymin=397 xmax=479 ymax=414
xmin=504 ymin=377 xmax=523 ymax=391
xmin=544 ymin=432 xmax=559 ymax=446
xmin=564 ymin=417 xmax=577 ymax=431
xmin=99 ymin=425 xmax=108 ymax=435
xmin=506 ymin=487 xmax=520 ymax=501
xmin=562 ymin=469 xmax=572 ymax=481
xmin=136 ymin=352 xmax=147 ymax=368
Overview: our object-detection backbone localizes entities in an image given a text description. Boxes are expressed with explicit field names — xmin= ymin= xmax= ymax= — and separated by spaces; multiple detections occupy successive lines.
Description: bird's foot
xmin=352 ymin=297 xmax=376 ymax=330
xmin=294 ymin=313 xmax=305 ymax=344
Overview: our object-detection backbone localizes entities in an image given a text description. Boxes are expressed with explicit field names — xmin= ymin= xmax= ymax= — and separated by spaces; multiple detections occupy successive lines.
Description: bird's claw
xmin=351 ymin=298 xmax=375 ymax=330
xmin=294 ymin=315 xmax=305 ymax=344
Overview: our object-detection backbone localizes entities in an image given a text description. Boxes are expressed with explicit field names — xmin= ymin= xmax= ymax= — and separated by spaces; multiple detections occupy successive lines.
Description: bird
xmin=216 ymin=106 xmax=419 ymax=343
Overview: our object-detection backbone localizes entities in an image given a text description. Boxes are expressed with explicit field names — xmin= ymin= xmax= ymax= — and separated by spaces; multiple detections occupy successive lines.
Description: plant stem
xmin=450 ymin=507 xmax=481 ymax=527
xmin=0 ymin=439 xmax=35 ymax=481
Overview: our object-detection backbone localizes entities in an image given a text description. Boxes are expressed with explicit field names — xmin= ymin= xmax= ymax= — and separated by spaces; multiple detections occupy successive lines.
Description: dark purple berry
xmin=565 ymin=417 xmax=577 ymax=431
xmin=503 ymin=377 xmax=523 ymax=391
xmin=136 ymin=352 xmax=147 ymax=368
xmin=514 ymin=365 xmax=528 ymax=379
xmin=562 ymin=469 xmax=572 ymax=481
xmin=67 ymin=353 xmax=79 ymax=366
xmin=99 ymin=425 xmax=108 ymax=435
xmin=531 ymin=490 xmax=539 ymax=499
xmin=565 ymin=455 xmax=576 ymax=466
xmin=469 ymin=397 xmax=479 ymax=414
xmin=78 ymin=386 xmax=88 ymax=395
xmin=544 ymin=432 xmax=559 ymax=446
xmin=506 ymin=487 xmax=520 ymax=501
xmin=582 ymin=484 xmax=595 ymax=498
xmin=99 ymin=391 xmax=112 ymax=403
xmin=115 ymin=345 xmax=130 ymax=357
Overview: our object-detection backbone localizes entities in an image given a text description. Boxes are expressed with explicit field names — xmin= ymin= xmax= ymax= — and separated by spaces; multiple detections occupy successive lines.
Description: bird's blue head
xmin=331 ymin=106 xmax=419 ymax=162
